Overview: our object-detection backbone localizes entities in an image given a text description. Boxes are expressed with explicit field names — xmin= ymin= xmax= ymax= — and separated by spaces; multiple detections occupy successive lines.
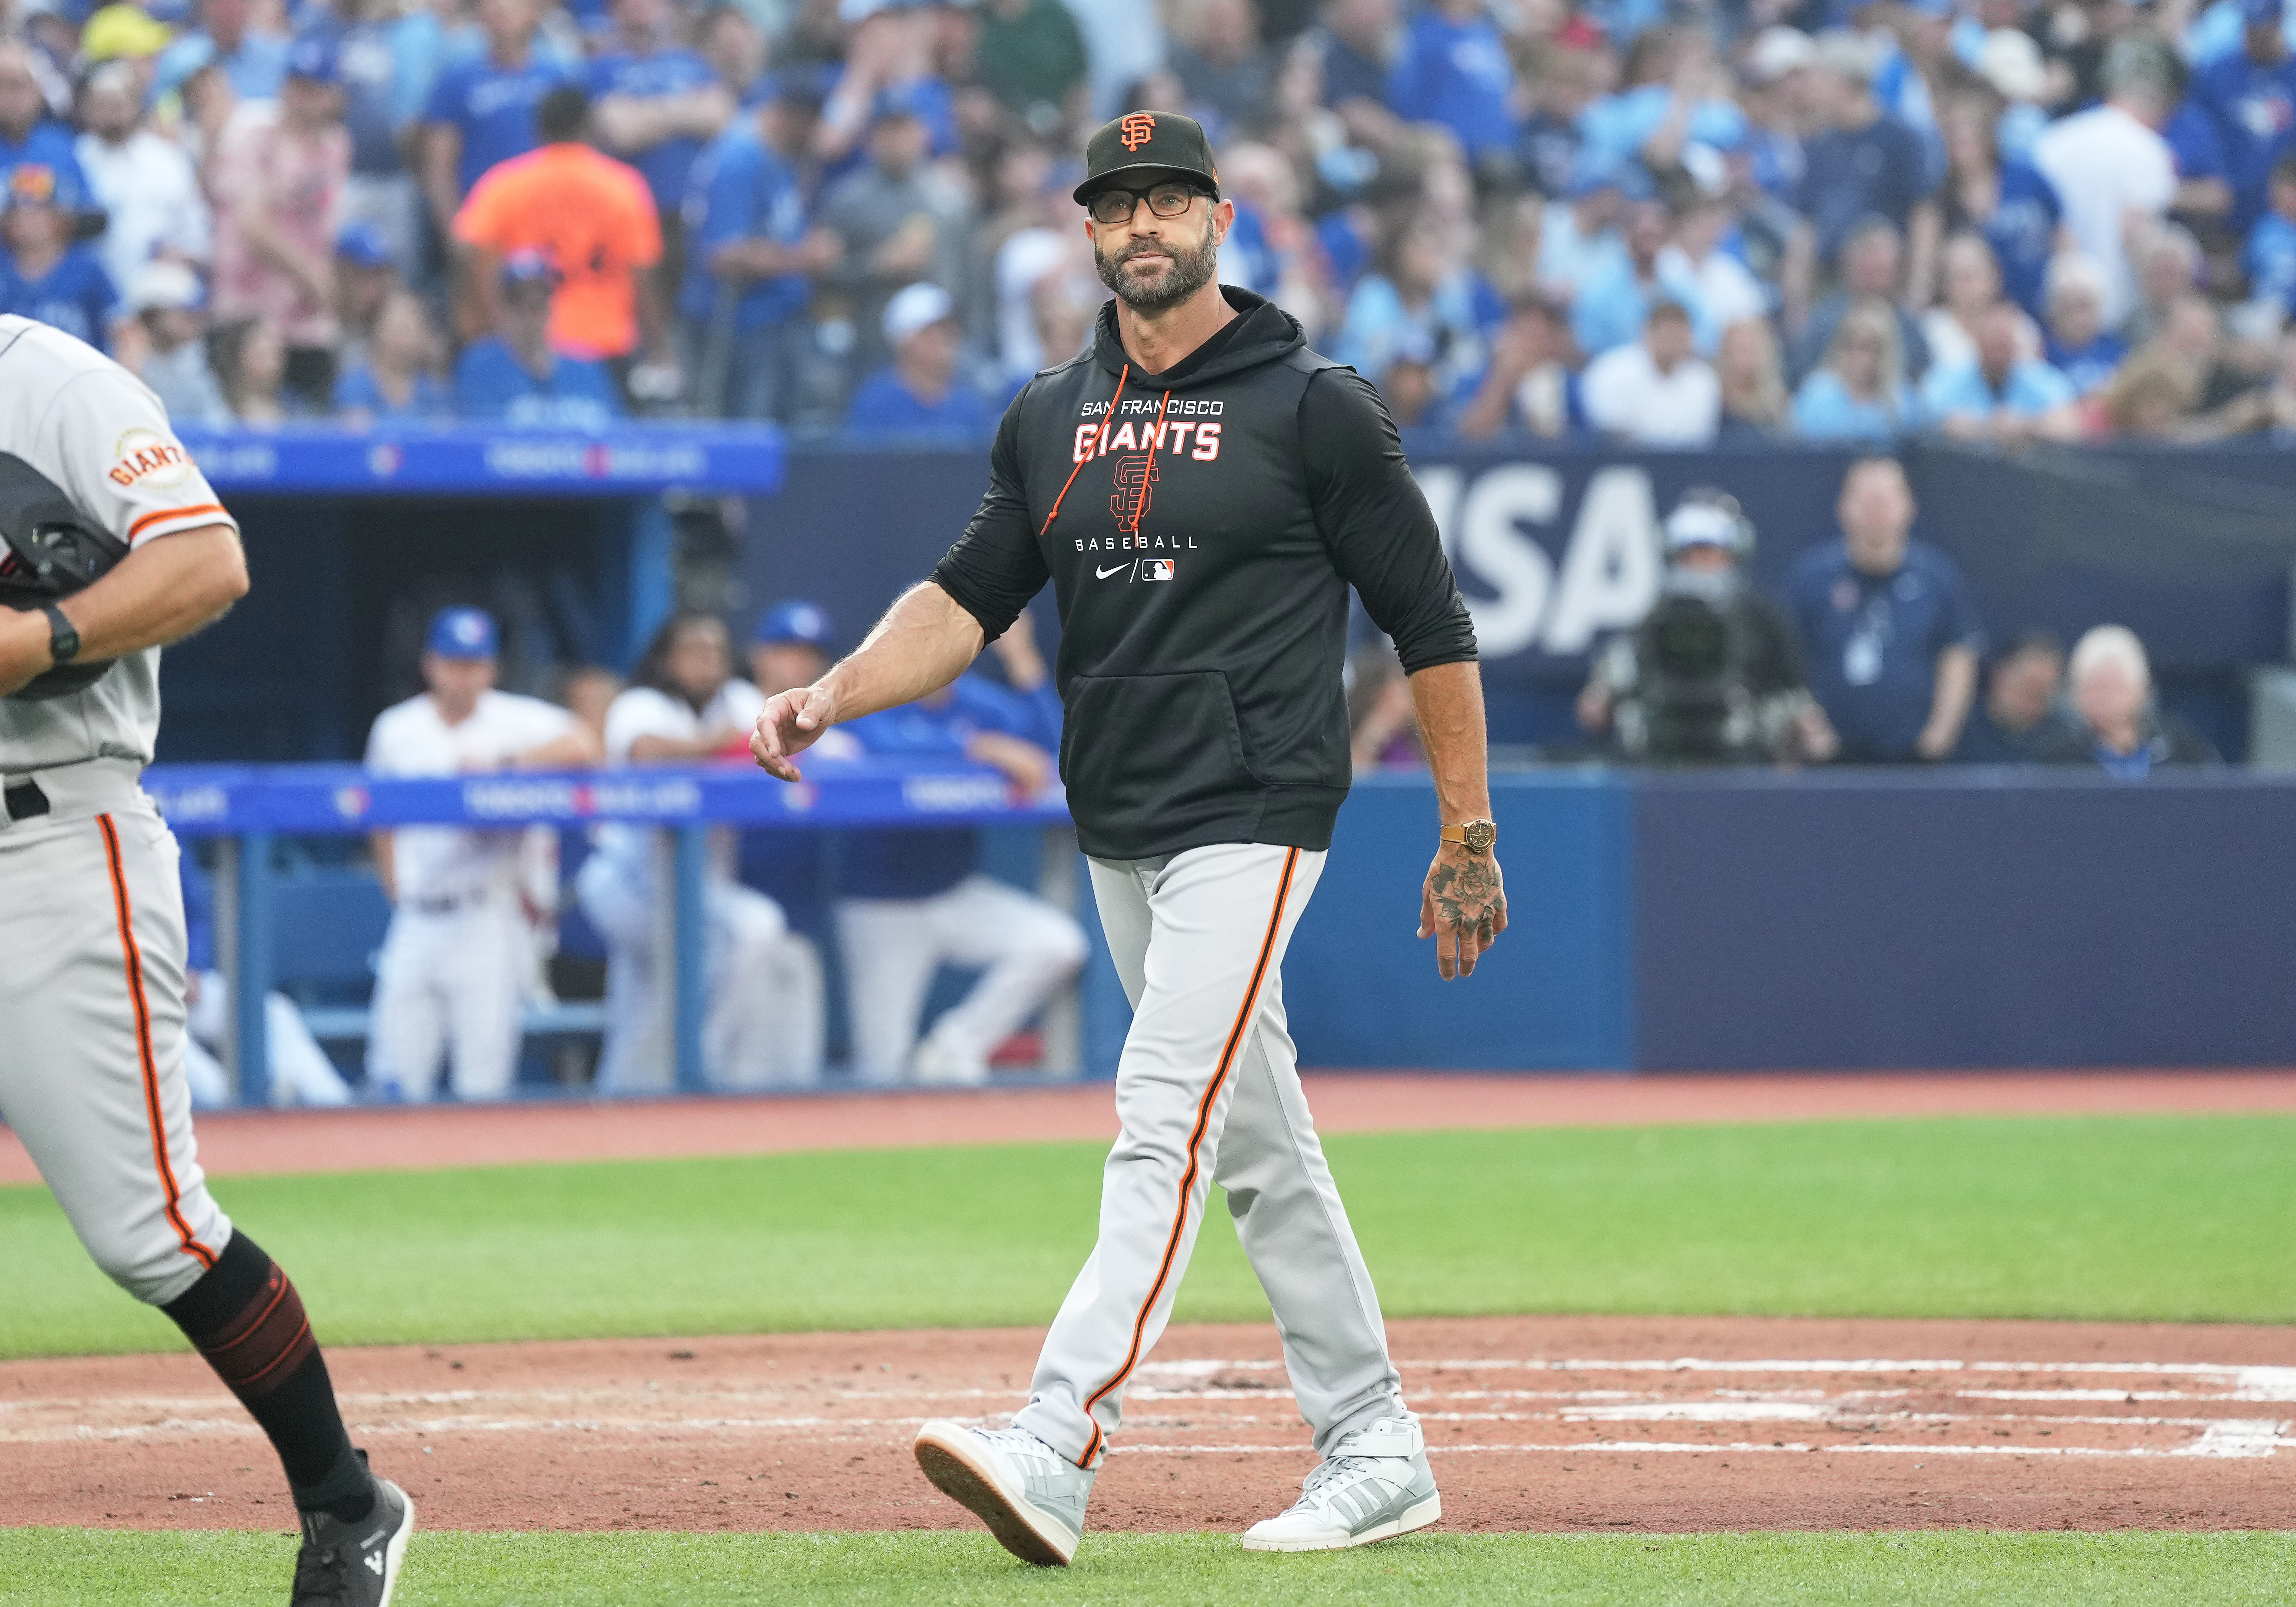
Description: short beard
xmin=1093 ymin=218 xmax=1220 ymax=313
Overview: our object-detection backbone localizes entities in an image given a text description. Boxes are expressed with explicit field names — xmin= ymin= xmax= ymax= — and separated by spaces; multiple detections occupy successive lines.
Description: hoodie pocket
xmin=1060 ymin=671 xmax=1265 ymax=815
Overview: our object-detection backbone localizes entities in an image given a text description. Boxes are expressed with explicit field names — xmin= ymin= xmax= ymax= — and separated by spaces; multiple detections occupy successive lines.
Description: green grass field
xmin=0 ymin=1529 xmax=2291 ymax=1606
xmin=2 ymin=1113 xmax=2289 ymax=1359
xmin=5 ymin=1111 xmax=2291 ymax=1603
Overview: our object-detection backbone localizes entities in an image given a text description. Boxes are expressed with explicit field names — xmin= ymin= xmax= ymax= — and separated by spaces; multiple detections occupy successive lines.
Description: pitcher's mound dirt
xmin=5 ymin=1315 xmax=2291 ymax=1534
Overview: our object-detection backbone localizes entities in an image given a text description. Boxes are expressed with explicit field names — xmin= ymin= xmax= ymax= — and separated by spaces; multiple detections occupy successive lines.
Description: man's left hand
xmin=1418 ymin=841 xmax=1507 ymax=981
xmin=0 ymin=608 xmax=54 ymax=699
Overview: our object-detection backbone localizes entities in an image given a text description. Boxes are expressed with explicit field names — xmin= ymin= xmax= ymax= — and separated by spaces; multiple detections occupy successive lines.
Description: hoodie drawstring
xmin=1040 ymin=363 xmax=1130 ymax=536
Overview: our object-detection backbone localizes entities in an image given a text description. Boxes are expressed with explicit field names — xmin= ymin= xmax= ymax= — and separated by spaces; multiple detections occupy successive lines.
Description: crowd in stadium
xmin=5 ymin=0 xmax=2296 ymax=438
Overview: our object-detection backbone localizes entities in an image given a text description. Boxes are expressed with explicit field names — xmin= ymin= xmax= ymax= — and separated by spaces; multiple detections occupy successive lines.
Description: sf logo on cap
xmin=1119 ymin=112 xmax=1156 ymax=151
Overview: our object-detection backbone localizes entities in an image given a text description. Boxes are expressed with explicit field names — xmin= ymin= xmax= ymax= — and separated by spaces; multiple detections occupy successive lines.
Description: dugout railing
xmin=144 ymin=760 xmax=1081 ymax=1105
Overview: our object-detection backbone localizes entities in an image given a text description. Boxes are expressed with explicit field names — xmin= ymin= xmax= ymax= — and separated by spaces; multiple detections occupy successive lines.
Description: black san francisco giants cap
xmin=1072 ymin=110 xmax=1220 ymax=204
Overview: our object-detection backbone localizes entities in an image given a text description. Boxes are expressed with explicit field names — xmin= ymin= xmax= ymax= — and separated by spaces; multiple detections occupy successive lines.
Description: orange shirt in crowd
xmin=452 ymin=142 xmax=662 ymax=359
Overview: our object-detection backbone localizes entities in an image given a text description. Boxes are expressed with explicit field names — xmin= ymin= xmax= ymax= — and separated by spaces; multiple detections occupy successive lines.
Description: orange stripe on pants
xmin=1075 ymin=846 xmax=1300 ymax=1466
xmin=98 ymin=814 xmax=214 ymax=1272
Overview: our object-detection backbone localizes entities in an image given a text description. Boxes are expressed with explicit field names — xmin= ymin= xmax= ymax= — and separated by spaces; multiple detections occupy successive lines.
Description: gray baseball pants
xmin=1013 ymin=841 xmax=1407 ymax=1469
xmin=0 ymin=764 xmax=231 ymax=1306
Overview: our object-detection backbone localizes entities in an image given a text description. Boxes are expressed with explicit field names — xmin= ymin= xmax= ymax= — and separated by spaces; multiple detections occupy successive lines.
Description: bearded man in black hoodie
xmin=752 ymin=110 xmax=1505 ymax=1565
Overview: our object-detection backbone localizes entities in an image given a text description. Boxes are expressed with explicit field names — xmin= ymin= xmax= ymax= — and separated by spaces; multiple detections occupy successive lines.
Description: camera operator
xmin=1578 ymin=489 xmax=1838 ymax=765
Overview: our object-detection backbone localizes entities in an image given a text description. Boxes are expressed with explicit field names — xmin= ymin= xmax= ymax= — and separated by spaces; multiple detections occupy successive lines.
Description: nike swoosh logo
xmin=1094 ymin=563 xmax=1132 ymax=578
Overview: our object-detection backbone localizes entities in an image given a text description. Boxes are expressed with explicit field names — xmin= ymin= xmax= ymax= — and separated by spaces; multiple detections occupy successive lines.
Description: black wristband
xmin=41 ymin=603 xmax=80 ymax=665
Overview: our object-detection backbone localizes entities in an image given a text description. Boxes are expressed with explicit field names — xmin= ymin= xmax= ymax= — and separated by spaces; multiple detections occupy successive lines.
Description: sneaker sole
xmin=1240 ymin=1490 xmax=1442 ymax=1553
xmin=378 ymin=1484 xmax=416 ymax=1607
xmin=912 ymin=1425 xmax=1078 ymax=1567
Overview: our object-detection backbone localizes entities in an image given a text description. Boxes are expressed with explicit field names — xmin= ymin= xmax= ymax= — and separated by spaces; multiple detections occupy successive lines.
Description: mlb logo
xmin=1143 ymin=560 xmax=1175 ymax=582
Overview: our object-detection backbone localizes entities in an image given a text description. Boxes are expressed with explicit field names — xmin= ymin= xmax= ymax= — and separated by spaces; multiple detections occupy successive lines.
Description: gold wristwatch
xmin=1440 ymin=820 xmax=1497 ymax=855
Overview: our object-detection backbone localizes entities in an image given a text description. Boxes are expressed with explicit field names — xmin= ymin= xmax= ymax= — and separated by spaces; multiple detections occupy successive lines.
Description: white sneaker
xmin=910 ymin=1033 xmax=990 ymax=1087
xmin=1241 ymin=1416 xmax=1441 ymax=1552
xmin=913 ymin=1421 xmax=1094 ymax=1566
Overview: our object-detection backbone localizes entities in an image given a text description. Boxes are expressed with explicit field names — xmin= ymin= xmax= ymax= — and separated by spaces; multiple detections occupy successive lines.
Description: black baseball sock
xmin=161 ymin=1229 xmax=374 ymax=1524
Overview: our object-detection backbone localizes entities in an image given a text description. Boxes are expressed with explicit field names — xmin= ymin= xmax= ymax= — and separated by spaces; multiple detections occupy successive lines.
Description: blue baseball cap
xmin=335 ymin=219 xmax=393 ymax=269
xmin=286 ymin=27 xmax=340 ymax=86
xmin=426 ymin=607 xmax=499 ymax=661
xmin=753 ymin=600 xmax=835 ymax=648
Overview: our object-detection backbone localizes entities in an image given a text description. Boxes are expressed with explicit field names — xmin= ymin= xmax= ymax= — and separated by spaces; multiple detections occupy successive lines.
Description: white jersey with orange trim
xmin=0 ymin=314 xmax=241 ymax=771
xmin=0 ymin=315 xmax=236 ymax=1312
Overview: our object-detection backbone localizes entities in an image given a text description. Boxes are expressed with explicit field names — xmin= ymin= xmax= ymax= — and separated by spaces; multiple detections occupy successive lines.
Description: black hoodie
xmin=931 ymin=286 xmax=1476 ymax=861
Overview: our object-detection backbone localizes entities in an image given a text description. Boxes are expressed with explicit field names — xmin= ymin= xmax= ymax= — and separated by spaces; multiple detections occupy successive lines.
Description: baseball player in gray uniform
xmin=0 ymin=315 xmax=413 ymax=1605
xmin=752 ymin=112 xmax=1505 ymax=1565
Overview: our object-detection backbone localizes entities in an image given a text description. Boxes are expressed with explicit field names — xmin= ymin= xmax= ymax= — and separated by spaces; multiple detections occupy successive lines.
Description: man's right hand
xmin=751 ymin=683 xmax=839 ymax=781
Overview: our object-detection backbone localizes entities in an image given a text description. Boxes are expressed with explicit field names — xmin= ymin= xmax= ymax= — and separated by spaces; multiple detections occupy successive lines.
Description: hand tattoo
xmin=1427 ymin=853 xmax=1506 ymax=943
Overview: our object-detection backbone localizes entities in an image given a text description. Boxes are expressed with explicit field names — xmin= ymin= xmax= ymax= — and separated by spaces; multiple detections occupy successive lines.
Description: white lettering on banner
xmin=1457 ymin=465 xmax=1560 ymax=658
xmin=902 ymin=774 xmax=1011 ymax=813
xmin=193 ymin=441 xmax=278 ymax=482
xmin=476 ymin=441 xmax=706 ymax=482
xmin=150 ymin=783 xmax=230 ymax=823
xmin=463 ymin=778 xmax=584 ymax=819
xmin=1544 ymin=467 xmax=1662 ymax=654
xmin=588 ymin=778 xmax=704 ymax=817
xmin=484 ymin=441 xmax=590 ymax=479
xmin=1426 ymin=462 xmax=1663 ymax=658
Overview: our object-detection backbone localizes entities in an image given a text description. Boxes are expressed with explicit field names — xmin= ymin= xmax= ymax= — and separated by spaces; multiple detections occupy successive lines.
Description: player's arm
xmin=751 ymin=581 xmax=984 ymax=780
xmin=0 ymin=525 xmax=247 ymax=696
xmin=755 ymin=397 xmax=1047 ymax=782
xmin=1300 ymin=367 xmax=1503 ymax=980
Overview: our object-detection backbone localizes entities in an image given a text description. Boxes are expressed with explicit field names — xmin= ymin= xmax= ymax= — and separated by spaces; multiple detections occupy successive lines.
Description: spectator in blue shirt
xmin=1569 ymin=197 xmax=1714 ymax=358
xmin=0 ymin=162 xmax=120 ymax=353
xmin=1784 ymin=455 xmax=1985 ymax=763
xmin=834 ymin=610 xmax=1086 ymax=1085
xmin=1919 ymin=300 xmax=2081 ymax=444
xmin=1333 ymin=210 xmax=1485 ymax=400
xmin=844 ymin=281 xmax=995 ymax=439
xmin=1385 ymin=0 xmax=1517 ymax=174
xmin=2041 ymin=254 xmax=2127 ymax=396
xmin=453 ymin=250 xmax=622 ymax=427
xmin=681 ymin=75 xmax=838 ymax=419
xmin=0 ymin=43 xmax=91 ymax=209
xmin=2162 ymin=94 xmax=2237 ymax=234
xmin=337 ymin=287 xmax=452 ymax=424
xmin=1938 ymin=99 xmax=2063 ymax=321
xmin=2194 ymin=0 xmax=2296 ymax=231
xmin=2246 ymin=151 xmax=2296 ymax=315
xmin=1787 ymin=216 xmax=1932 ymax=385
xmin=1792 ymin=296 xmax=1920 ymax=440
xmin=590 ymin=0 xmax=734 ymax=220
xmin=153 ymin=0 xmax=291 ymax=105
xmin=1309 ymin=0 xmax=1402 ymax=146
xmin=418 ymin=0 xmax=574 ymax=242
xmin=1787 ymin=33 xmax=1939 ymax=328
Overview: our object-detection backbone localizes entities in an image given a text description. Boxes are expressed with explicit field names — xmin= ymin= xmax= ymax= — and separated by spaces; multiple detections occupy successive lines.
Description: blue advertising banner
xmin=176 ymin=424 xmax=786 ymax=496
xmin=746 ymin=440 xmax=2296 ymax=748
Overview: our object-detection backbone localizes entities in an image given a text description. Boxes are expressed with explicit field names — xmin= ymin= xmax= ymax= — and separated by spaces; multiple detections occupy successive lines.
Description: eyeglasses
xmin=1087 ymin=181 xmax=1207 ymax=226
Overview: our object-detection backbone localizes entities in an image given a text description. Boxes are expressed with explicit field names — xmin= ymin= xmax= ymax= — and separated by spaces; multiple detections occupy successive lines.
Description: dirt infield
xmin=5 ymin=1069 xmax=2292 ymax=1186
xmin=5 ymin=1315 xmax=2290 ymax=1535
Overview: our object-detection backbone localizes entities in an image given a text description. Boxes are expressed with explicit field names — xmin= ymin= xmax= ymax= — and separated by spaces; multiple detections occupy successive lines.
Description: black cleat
xmin=290 ymin=1474 xmax=415 ymax=1606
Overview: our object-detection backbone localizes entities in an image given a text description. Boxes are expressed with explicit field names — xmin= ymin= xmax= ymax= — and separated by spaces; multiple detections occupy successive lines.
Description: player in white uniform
xmin=363 ymin=607 xmax=600 ymax=1101
xmin=0 ymin=315 xmax=413 ymax=1603
xmin=577 ymin=610 xmax=824 ymax=1090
